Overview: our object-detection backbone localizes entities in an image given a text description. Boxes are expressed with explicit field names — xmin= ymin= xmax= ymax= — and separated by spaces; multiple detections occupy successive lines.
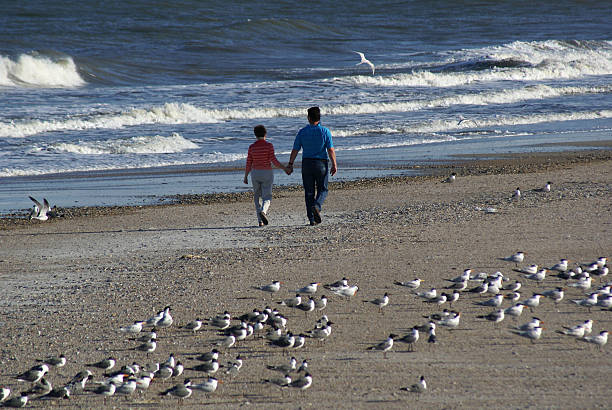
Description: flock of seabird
xmin=6 ymin=251 xmax=604 ymax=405
xmin=8 ymin=176 xmax=608 ymax=406
xmin=0 ymin=279 xmax=356 ymax=406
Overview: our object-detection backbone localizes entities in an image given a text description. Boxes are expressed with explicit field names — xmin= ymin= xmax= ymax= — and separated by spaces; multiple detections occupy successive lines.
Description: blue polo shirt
xmin=292 ymin=123 xmax=334 ymax=160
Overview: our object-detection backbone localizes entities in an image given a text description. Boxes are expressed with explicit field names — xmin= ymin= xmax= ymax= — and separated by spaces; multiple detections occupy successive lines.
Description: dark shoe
xmin=309 ymin=221 xmax=316 ymax=226
xmin=311 ymin=206 xmax=321 ymax=224
xmin=259 ymin=211 xmax=268 ymax=225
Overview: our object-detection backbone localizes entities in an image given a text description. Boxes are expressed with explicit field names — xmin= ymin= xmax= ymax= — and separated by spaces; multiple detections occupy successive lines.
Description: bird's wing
xmin=353 ymin=51 xmax=366 ymax=60
xmin=29 ymin=196 xmax=42 ymax=209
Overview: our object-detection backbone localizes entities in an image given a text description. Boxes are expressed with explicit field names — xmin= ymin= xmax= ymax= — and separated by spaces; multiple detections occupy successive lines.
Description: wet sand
xmin=1 ymin=149 xmax=611 ymax=408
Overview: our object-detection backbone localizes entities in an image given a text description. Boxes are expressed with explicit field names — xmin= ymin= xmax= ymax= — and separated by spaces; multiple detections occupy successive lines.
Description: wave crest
xmin=0 ymin=53 xmax=86 ymax=88
xmin=40 ymin=133 xmax=199 ymax=155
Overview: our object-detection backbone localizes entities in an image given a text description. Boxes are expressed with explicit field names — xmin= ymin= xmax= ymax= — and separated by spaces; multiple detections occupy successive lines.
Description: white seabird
xmin=353 ymin=51 xmax=375 ymax=75
xmin=28 ymin=196 xmax=51 ymax=221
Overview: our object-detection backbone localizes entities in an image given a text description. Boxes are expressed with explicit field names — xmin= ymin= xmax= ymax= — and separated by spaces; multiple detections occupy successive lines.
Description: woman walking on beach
xmin=244 ymin=125 xmax=290 ymax=226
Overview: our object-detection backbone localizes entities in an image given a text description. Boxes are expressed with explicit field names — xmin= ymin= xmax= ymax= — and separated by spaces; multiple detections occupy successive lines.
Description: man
xmin=287 ymin=107 xmax=337 ymax=225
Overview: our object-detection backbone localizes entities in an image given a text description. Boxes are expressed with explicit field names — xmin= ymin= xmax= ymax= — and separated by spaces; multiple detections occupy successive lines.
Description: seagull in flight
xmin=353 ymin=51 xmax=375 ymax=75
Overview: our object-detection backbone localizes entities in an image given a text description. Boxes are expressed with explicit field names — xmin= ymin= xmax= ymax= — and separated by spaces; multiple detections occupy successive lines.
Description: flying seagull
xmin=353 ymin=51 xmax=375 ymax=75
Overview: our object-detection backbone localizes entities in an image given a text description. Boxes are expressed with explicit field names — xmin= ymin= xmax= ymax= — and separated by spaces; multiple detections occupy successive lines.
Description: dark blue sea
xmin=1 ymin=1 xmax=611 ymax=213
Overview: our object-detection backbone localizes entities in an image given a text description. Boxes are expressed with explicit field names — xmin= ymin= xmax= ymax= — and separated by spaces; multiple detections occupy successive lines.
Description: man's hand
xmin=330 ymin=164 xmax=337 ymax=176
xmin=243 ymin=176 xmax=248 ymax=184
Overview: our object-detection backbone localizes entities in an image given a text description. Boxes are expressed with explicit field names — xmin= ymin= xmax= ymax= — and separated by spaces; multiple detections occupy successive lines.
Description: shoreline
xmin=2 ymin=146 xmax=612 ymax=228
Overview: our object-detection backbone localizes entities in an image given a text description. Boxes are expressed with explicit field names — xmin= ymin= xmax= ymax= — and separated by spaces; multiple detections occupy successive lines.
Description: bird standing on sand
xmin=364 ymin=292 xmax=389 ymax=314
xmin=256 ymin=281 xmax=281 ymax=294
xmin=522 ymin=294 xmax=543 ymax=313
xmin=267 ymin=357 xmax=297 ymax=374
xmin=25 ymin=377 xmax=52 ymax=396
xmin=135 ymin=338 xmax=157 ymax=355
xmin=297 ymin=297 xmax=316 ymax=316
xmin=353 ymin=51 xmax=375 ymax=75
xmin=572 ymin=293 xmax=598 ymax=312
xmin=38 ymin=354 xmax=67 ymax=368
xmin=263 ymin=374 xmax=292 ymax=388
xmin=183 ymin=318 xmax=202 ymax=333
xmin=16 ymin=364 xmax=49 ymax=383
xmin=367 ymin=334 xmax=396 ymax=358
xmin=332 ymin=285 xmax=359 ymax=298
xmin=69 ymin=370 xmax=93 ymax=390
xmin=395 ymin=278 xmax=422 ymax=289
xmin=156 ymin=306 xmax=173 ymax=328
xmin=477 ymin=294 xmax=504 ymax=308
xmin=512 ymin=187 xmax=521 ymax=200
xmin=502 ymin=251 xmax=525 ymax=266
xmin=504 ymin=303 xmax=525 ymax=319
xmin=416 ymin=288 xmax=437 ymax=299
xmin=442 ymin=172 xmax=457 ymax=183
xmin=2 ymin=392 xmax=28 ymax=408
xmin=120 ymin=321 xmax=145 ymax=334
xmin=93 ymin=383 xmax=116 ymax=404
xmin=526 ymin=269 xmax=547 ymax=282
xmin=477 ymin=309 xmax=505 ymax=325
xmin=580 ymin=330 xmax=608 ymax=349
xmin=286 ymin=373 xmax=313 ymax=391
xmin=535 ymin=181 xmax=552 ymax=192
xmin=439 ymin=311 xmax=461 ymax=329
xmin=1 ymin=387 xmax=10 ymax=403
xmin=296 ymin=282 xmax=319 ymax=295
xmin=160 ymin=379 xmax=192 ymax=401
xmin=324 ymin=277 xmax=348 ymax=291
xmin=511 ymin=326 xmax=543 ymax=343
xmin=557 ymin=323 xmax=588 ymax=339
xmin=401 ymin=376 xmax=427 ymax=393
xmin=315 ymin=295 xmax=328 ymax=310
xmin=279 ymin=294 xmax=302 ymax=308
xmin=192 ymin=377 xmax=220 ymax=393
xmin=208 ymin=312 xmax=231 ymax=330
xmin=397 ymin=327 xmax=419 ymax=351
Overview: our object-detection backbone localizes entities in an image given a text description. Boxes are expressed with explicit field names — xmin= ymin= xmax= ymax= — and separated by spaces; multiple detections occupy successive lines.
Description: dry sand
xmin=1 ymin=149 xmax=611 ymax=408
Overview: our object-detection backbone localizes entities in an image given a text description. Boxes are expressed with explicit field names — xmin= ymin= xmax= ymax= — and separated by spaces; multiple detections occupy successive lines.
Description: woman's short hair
xmin=254 ymin=124 xmax=266 ymax=138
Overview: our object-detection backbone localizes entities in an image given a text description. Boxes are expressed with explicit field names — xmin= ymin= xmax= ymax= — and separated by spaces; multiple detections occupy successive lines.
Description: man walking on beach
xmin=287 ymin=106 xmax=337 ymax=225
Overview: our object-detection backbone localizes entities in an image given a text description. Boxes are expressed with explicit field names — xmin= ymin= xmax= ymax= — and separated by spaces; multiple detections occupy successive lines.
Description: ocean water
xmin=1 ymin=1 xmax=611 ymax=214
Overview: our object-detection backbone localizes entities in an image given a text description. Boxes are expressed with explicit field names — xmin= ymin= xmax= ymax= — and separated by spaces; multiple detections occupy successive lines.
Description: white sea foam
xmin=348 ymin=40 xmax=612 ymax=88
xmin=41 ymin=133 xmax=199 ymax=155
xmin=0 ymin=53 xmax=85 ymax=87
xmin=0 ymin=102 xmax=219 ymax=138
xmin=1 ymin=85 xmax=608 ymax=139
xmin=0 ymin=150 xmax=244 ymax=177
xmin=332 ymin=109 xmax=612 ymax=138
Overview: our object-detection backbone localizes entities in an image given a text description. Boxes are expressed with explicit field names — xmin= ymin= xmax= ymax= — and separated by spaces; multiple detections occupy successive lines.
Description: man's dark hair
xmin=307 ymin=106 xmax=321 ymax=123
xmin=254 ymin=124 xmax=266 ymax=138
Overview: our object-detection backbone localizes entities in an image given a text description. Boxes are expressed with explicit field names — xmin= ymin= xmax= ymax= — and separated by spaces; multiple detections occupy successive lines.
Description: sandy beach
xmin=1 ymin=148 xmax=611 ymax=408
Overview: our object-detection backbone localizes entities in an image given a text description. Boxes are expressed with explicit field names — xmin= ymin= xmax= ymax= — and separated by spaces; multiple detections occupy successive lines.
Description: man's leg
xmin=301 ymin=160 xmax=316 ymax=224
xmin=314 ymin=160 xmax=329 ymax=212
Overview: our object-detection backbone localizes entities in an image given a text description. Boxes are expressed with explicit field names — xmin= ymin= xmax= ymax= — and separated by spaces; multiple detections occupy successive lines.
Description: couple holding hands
xmin=243 ymin=106 xmax=337 ymax=227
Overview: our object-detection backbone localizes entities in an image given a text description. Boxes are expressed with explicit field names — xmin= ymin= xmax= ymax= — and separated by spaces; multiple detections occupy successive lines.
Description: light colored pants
xmin=251 ymin=168 xmax=274 ymax=222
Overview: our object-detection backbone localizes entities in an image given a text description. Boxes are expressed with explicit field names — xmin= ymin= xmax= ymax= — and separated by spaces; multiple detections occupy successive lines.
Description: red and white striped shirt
xmin=245 ymin=139 xmax=282 ymax=173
